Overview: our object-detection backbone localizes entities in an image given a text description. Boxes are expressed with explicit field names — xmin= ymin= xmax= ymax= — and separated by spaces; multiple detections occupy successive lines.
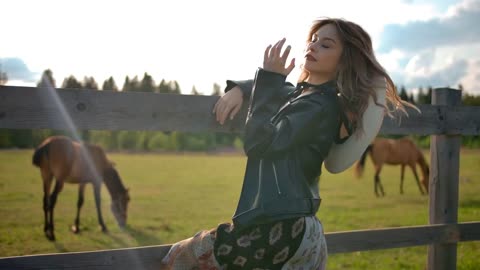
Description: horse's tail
xmin=32 ymin=142 xmax=50 ymax=167
xmin=355 ymin=144 xmax=373 ymax=178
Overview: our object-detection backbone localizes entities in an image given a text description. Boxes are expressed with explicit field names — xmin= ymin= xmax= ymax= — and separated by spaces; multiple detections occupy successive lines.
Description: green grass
xmin=0 ymin=149 xmax=478 ymax=269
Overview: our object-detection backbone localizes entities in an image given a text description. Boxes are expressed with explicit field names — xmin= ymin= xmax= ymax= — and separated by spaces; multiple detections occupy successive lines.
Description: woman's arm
xmin=213 ymin=80 xmax=252 ymax=125
xmin=225 ymin=79 xmax=254 ymax=98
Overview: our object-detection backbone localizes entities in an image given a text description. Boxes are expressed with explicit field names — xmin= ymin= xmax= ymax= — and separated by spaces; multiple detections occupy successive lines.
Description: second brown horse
xmin=355 ymin=137 xmax=429 ymax=197
xmin=32 ymin=136 xmax=130 ymax=241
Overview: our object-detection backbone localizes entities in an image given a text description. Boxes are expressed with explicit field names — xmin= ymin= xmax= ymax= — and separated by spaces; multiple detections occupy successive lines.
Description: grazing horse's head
xmin=111 ymin=188 xmax=130 ymax=228
xmin=422 ymin=164 xmax=430 ymax=193
xmin=104 ymin=167 xmax=130 ymax=228
xmin=417 ymin=151 xmax=430 ymax=194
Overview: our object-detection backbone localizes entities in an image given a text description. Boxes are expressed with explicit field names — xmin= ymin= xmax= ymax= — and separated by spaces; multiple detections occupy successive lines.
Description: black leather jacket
xmin=226 ymin=68 xmax=342 ymax=231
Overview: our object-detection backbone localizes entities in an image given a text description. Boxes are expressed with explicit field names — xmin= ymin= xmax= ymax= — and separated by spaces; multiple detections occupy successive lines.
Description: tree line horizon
xmin=2 ymin=69 xmax=479 ymax=100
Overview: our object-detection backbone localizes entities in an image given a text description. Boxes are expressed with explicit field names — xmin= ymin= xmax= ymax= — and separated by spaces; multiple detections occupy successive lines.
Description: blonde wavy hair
xmin=298 ymin=18 xmax=417 ymax=132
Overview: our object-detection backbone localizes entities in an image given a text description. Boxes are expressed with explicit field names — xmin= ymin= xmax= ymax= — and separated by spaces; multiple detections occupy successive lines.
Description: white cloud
xmin=375 ymin=0 xmax=480 ymax=93
xmin=1 ymin=0 xmax=477 ymax=94
xmin=404 ymin=49 xmax=436 ymax=76
xmin=458 ymin=59 xmax=480 ymax=94
xmin=0 ymin=58 xmax=38 ymax=82
xmin=379 ymin=0 xmax=480 ymax=53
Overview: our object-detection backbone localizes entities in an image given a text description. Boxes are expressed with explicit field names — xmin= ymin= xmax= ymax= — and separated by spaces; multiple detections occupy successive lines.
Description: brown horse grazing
xmin=32 ymin=136 xmax=130 ymax=241
xmin=355 ymin=137 xmax=429 ymax=197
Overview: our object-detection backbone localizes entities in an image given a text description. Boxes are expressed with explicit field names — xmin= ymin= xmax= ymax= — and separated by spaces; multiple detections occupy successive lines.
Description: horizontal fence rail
xmin=1 ymin=222 xmax=479 ymax=270
xmin=1 ymin=85 xmax=479 ymax=270
xmin=1 ymin=86 xmax=480 ymax=135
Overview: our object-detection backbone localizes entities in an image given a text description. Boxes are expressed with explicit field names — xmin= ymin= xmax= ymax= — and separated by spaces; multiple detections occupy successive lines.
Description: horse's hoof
xmin=101 ymin=226 xmax=108 ymax=233
xmin=45 ymin=231 xmax=56 ymax=241
xmin=71 ymin=225 xmax=80 ymax=234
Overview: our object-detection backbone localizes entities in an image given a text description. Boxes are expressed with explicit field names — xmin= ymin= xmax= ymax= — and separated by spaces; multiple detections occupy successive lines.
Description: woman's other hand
xmin=213 ymin=86 xmax=244 ymax=125
xmin=263 ymin=38 xmax=295 ymax=76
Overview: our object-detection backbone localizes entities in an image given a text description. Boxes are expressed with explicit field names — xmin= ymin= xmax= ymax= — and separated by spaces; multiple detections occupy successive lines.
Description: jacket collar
xmin=293 ymin=80 xmax=353 ymax=143
xmin=290 ymin=80 xmax=337 ymax=98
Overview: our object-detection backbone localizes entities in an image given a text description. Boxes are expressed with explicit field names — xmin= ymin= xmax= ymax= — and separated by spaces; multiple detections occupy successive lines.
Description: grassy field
xmin=0 ymin=149 xmax=478 ymax=269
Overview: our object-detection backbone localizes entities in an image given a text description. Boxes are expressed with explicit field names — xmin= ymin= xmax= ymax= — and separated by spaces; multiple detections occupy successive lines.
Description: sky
xmin=1 ymin=0 xmax=479 ymax=95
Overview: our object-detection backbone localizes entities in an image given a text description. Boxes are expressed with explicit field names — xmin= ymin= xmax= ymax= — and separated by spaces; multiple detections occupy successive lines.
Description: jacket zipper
xmin=272 ymin=161 xmax=282 ymax=195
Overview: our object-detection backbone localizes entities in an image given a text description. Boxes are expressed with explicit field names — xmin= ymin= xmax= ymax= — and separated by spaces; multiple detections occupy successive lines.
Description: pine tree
xmin=61 ymin=75 xmax=82 ymax=89
xmin=37 ymin=69 xmax=56 ymax=88
xmin=399 ymin=85 xmax=408 ymax=101
xmin=191 ymin=85 xmax=200 ymax=95
xmin=122 ymin=76 xmax=139 ymax=92
xmin=139 ymin=72 xmax=155 ymax=92
xmin=122 ymin=76 xmax=131 ymax=92
xmin=83 ymin=76 xmax=98 ymax=90
xmin=158 ymin=79 xmax=170 ymax=93
xmin=171 ymin=81 xmax=181 ymax=94
xmin=212 ymin=83 xmax=221 ymax=96
xmin=102 ymin=77 xmax=118 ymax=91
xmin=417 ymin=86 xmax=425 ymax=104
xmin=0 ymin=70 xmax=7 ymax=85
xmin=408 ymin=93 xmax=415 ymax=104
xmin=128 ymin=76 xmax=140 ymax=92
xmin=426 ymin=86 xmax=433 ymax=104
xmin=0 ymin=63 xmax=7 ymax=85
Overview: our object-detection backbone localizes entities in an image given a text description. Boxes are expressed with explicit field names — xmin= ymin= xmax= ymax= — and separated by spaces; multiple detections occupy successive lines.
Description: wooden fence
xmin=0 ymin=85 xmax=479 ymax=270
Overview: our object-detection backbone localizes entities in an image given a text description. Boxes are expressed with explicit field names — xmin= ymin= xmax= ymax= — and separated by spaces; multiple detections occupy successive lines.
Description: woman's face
xmin=303 ymin=23 xmax=344 ymax=82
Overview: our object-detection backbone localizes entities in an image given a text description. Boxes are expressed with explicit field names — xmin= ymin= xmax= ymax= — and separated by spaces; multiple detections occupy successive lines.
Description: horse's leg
xmin=47 ymin=179 xmax=64 ymax=241
xmin=409 ymin=164 xmax=425 ymax=195
xmin=93 ymin=183 xmax=108 ymax=232
xmin=374 ymin=165 xmax=385 ymax=197
xmin=72 ymin=183 xmax=86 ymax=234
xmin=41 ymin=169 xmax=53 ymax=240
xmin=400 ymin=165 xmax=405 ymax=194
xmin=374 ymin=167 xmax=379 ymax=197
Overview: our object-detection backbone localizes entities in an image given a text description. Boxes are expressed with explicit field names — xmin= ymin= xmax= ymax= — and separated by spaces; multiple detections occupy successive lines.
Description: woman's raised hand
xmin=212 ymin=38 xmax=294 ymax=125
xmin=213 ymin=86 xmax=244 ymax=125
xmin=263 ymin=38 xmax=295 ymax=76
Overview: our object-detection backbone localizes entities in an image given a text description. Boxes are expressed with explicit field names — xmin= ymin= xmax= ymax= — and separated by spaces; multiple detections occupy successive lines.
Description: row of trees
xmin=36 ymin=69 xmax=223 ymax=95
xmin=1 ymin=69 xmax=479 ymax=150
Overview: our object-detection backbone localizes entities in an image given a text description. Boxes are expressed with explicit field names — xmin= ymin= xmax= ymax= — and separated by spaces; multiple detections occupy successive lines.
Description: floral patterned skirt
xmin=160 ymin=216 xmax=327 ymax=270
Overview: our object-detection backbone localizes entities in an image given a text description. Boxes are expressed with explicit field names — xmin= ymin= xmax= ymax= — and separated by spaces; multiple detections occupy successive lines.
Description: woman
xmin=161 ymin=17 xmax=414 ymax=270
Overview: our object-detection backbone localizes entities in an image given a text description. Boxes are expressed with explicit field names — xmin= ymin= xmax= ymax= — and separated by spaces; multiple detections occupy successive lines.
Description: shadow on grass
xmin=96 ymin=225 xmax=166 ymax=247
xmin=123 ymin=225 xmax=164 ymax=246
xmin=460 ymin=198 xmax=480 ymax=209
xmin=54 ymin=242 xmax=68 ymax=253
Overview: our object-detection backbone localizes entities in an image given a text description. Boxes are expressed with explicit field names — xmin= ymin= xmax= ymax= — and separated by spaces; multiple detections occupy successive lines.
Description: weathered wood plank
xmin=2 ymin=86 xmax=479 ymax=135
xmin=326 ymin=222 xmax=480 ymax=253
xmin=0 ymin=244 xmax=171 ymax=270
xmin=1 ymin=222 xmax=479 ymax=269
xmin=0 ymin=86 xmax=247 ymax=133
xmin=427 ymin=88 xmax=462 ymax=270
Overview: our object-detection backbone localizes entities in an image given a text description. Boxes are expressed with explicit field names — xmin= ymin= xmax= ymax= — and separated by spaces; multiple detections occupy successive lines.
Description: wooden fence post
xmin=427 ymin=88 xmax=462 ymax=270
